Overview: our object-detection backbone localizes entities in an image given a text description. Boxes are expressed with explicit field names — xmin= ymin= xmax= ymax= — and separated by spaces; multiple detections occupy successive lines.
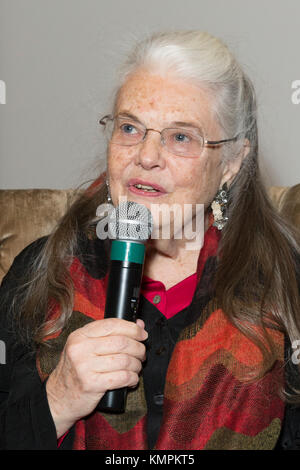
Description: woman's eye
xmin=121 ymin=123 xmax=138 ymax=134
xmin=174 ymin=133 xmax=191 ymax=143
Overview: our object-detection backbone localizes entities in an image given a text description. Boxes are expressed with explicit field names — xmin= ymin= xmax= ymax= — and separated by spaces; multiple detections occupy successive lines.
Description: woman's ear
xmin=220 ymin=139 xmax=250 ymax=188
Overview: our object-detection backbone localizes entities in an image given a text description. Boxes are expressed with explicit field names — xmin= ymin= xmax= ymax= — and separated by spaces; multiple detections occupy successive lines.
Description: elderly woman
xmin=0 ymin=31 xmax=300 ymax=450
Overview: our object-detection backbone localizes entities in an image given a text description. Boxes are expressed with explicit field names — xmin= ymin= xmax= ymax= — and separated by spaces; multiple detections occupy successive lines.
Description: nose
xmin=134 ymin=129 xmax=166 ymax=170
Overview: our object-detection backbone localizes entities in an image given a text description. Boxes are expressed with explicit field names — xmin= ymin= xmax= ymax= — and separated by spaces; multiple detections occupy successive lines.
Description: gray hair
xmin=114 ymin=30 xmax=257 ymax=164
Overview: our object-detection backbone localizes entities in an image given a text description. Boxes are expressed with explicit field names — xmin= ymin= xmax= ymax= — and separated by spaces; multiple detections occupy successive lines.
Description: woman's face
xmin=107 ymin=69 xmax=234 ymax=231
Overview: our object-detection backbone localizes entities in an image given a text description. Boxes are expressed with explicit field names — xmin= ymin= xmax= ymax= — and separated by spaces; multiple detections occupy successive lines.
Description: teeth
xmin=134 ymin=184 xmax=158 ymax=192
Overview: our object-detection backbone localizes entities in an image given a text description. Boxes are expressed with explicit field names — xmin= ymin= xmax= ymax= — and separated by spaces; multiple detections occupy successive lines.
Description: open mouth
xmin=127 ymin=179 xmax=167 ymax=196
xmin=133 ymin=183 xmax=159 ymax=193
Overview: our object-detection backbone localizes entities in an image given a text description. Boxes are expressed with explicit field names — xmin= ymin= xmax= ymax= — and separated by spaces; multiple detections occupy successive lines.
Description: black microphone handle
xmin=96 ymin=259 xmax=144 ymax=413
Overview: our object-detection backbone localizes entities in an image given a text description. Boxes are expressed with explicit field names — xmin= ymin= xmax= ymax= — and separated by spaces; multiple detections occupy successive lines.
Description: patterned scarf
xmin=37 ymin=220 xmax=285 ymax=450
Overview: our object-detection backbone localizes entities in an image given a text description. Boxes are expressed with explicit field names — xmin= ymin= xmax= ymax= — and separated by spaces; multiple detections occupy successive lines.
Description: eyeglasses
xmin=99 ymin=114 xmax=239 ymax=158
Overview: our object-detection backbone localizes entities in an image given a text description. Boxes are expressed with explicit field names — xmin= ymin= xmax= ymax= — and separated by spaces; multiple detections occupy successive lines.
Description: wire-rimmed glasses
xmin=99 ymin=114 xmax=239 ymax=158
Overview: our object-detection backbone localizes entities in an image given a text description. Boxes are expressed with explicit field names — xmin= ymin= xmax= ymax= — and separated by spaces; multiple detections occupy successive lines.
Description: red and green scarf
xmin=37 ymin=222 xmax=285 ymax=450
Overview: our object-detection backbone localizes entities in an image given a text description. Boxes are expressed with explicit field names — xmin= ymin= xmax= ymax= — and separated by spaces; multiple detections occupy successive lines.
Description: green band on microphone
xmin=110 ymin=240 xmax=145 ymax=264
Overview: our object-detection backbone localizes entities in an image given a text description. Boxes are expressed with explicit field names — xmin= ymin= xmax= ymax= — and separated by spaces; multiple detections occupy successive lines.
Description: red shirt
xmin=141 ymin=273 xmax=197 ymax=319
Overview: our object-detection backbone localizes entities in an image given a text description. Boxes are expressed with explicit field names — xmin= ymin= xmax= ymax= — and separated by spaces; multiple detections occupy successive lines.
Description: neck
xmin=143 ymin=210 xmax=211 ymax=286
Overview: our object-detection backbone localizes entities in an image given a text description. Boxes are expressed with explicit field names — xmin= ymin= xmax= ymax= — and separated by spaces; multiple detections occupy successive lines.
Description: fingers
xmin=66 ymin=319 xmax=147 ymax=365
xmin=136 ymin=318 xmax=145 ymax=329
xmin=83 ymin=353 xmax=143 ymax=375
xmin=75 ymin=334 xmax=146 ymax=362
xmin=78 ymin=318 xmax=148 ymax=342
xmin=95 ymin=335 xmax=146 ymax=360
xmin=97 ymin=370 xmax=140 ymax=391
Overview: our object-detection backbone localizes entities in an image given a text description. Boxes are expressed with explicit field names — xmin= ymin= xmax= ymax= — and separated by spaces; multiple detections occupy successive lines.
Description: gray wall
xmin=0 ymin=0 xmax=299 ymax=189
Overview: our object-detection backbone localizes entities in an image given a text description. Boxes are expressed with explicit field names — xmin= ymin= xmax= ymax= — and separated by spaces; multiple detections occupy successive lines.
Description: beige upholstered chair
xmin=0 ymin=189 xmax=82 ymax=283
xmin=0 ymin=184 xmax=299 ymax=284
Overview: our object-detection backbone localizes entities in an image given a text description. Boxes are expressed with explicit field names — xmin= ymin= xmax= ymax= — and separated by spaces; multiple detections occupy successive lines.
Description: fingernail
xmin=142 ymin=329 xmax=148 ymax=340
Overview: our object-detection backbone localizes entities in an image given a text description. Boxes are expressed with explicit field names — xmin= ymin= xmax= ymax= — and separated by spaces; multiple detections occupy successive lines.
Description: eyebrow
xmin=116 ymin=111 xmax=204 ymax=133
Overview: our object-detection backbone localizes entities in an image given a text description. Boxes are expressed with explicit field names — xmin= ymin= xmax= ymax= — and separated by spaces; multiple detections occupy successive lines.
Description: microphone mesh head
xmin=108 ymin=201 xmax=153 ymax=242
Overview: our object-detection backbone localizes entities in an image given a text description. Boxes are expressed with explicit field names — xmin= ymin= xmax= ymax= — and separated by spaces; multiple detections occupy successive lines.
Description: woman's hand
xmin=45 ymin=318 xmax=148 ymax=438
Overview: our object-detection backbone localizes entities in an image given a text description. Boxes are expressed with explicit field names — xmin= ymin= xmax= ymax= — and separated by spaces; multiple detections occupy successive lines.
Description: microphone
xmin=96 ymin=201 xmax=153 ymax=413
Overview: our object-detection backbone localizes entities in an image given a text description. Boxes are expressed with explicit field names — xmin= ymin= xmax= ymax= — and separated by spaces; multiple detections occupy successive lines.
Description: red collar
xmin=141 ymin=272 xmax=197 ymax=319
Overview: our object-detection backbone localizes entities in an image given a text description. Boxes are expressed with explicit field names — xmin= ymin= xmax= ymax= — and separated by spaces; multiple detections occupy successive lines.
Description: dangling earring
xmin=106 ymin=179 xmax=112 ymax=203
xmin=211 ymin=182 xmax=229 ymax=230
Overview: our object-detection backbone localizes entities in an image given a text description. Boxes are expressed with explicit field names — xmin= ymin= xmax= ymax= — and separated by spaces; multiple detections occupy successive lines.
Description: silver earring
xmin=106 ymin=179 xmax=112 ymax=203
xmin=211 ymin=183 xmax=229 ymax=230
